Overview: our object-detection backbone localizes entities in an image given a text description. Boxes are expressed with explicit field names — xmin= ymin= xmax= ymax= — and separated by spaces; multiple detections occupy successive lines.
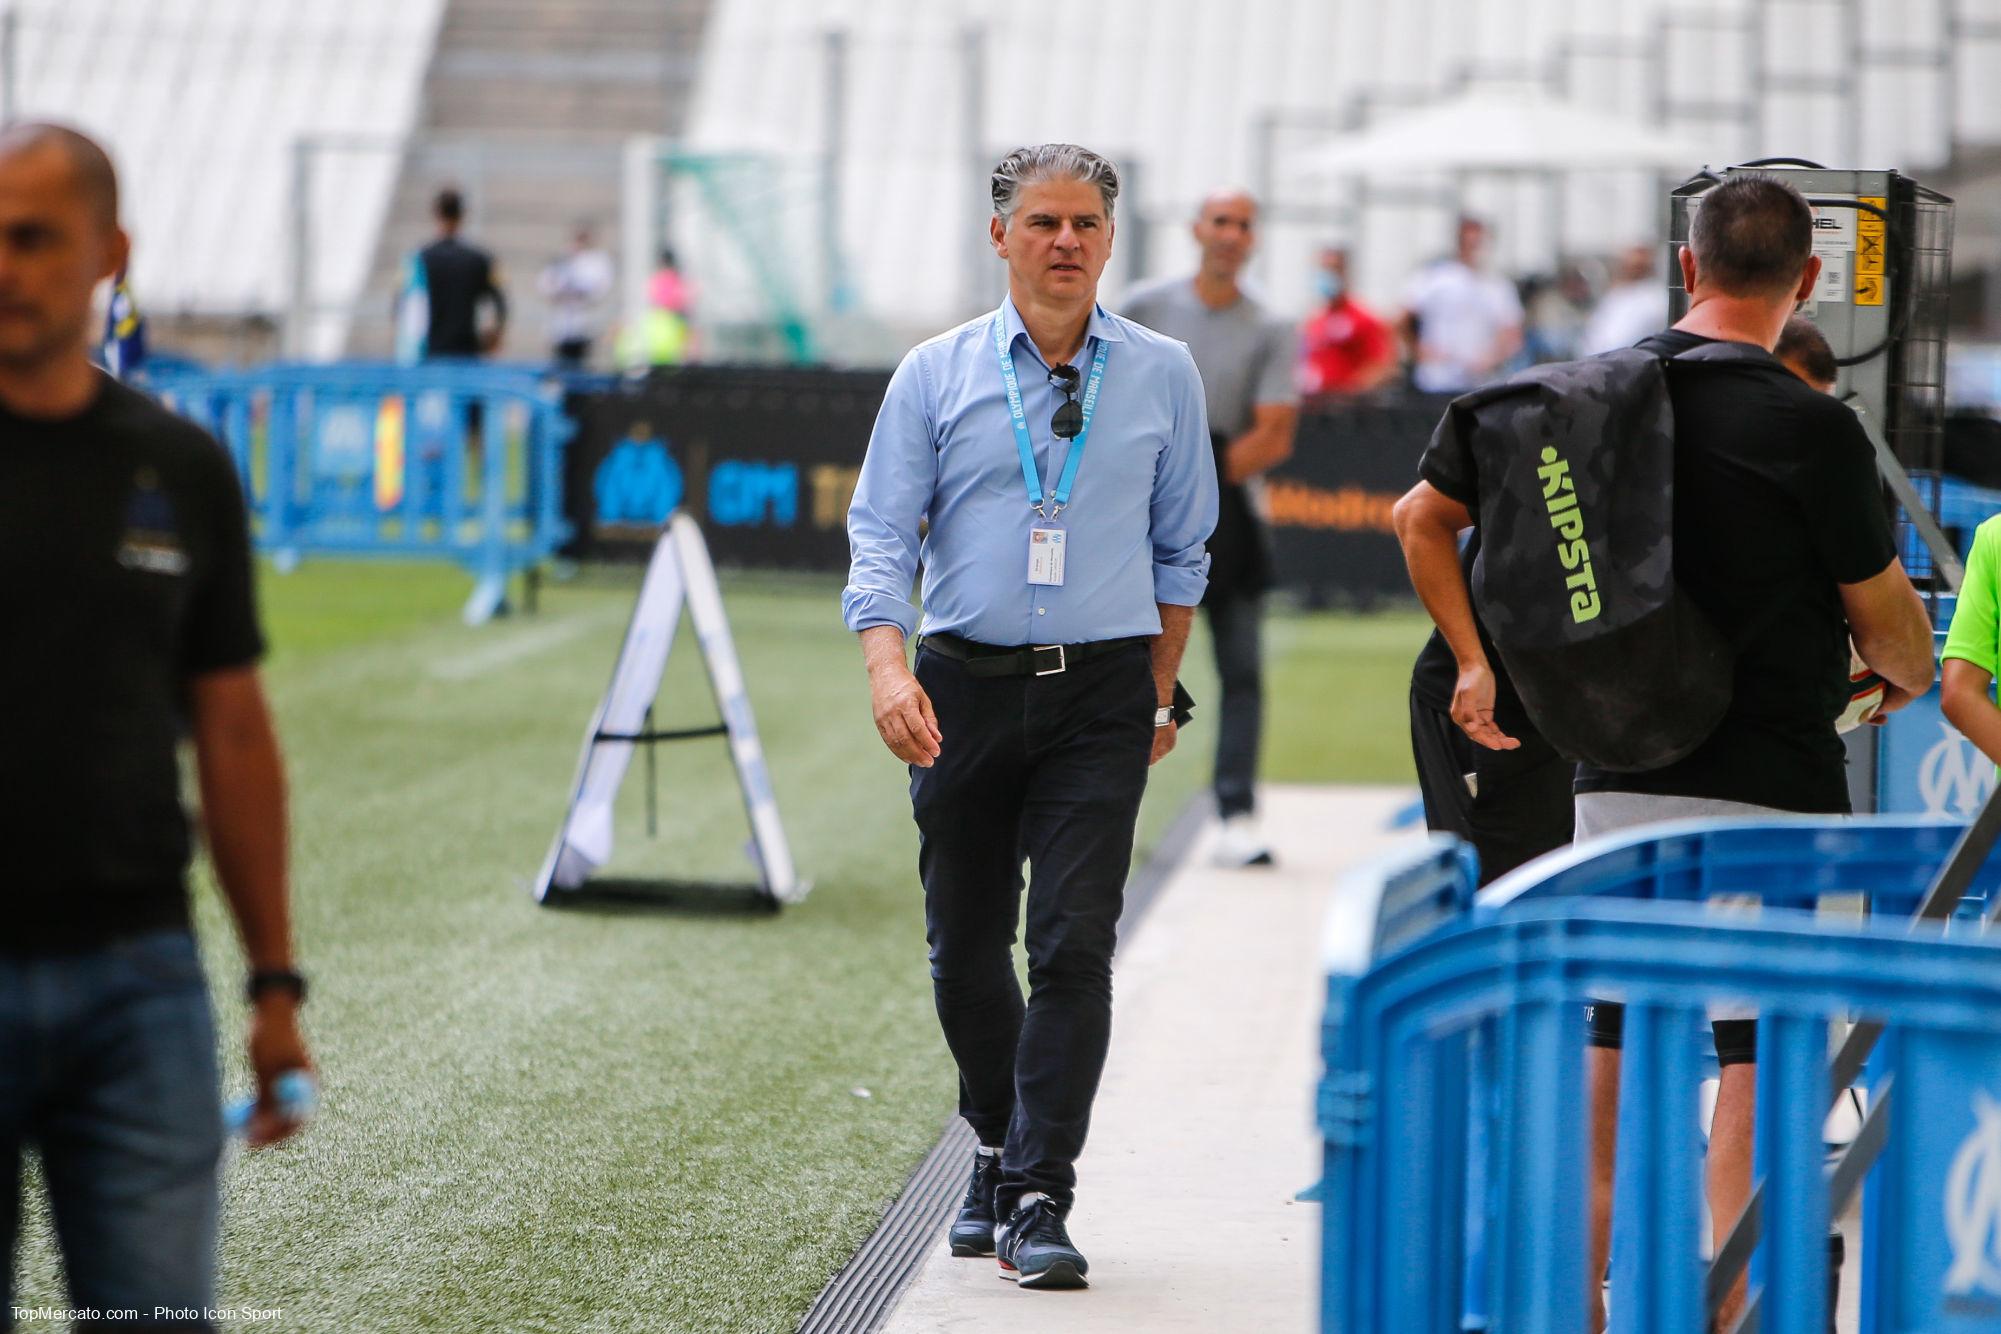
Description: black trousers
xmin=911 ymin=642 xmax=1154 ymax=1213
xmin=1408 ymin=688 xmax=1575 ymax=886
xmin=1203 ymin=592 xmax=1264 ymax=819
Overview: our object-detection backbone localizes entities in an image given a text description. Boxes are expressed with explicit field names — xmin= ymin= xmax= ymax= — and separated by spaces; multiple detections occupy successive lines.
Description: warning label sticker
xmin=1855 ymin=196 xmax=1887 ymax=306
xmin=1810 ymin=201 xmax=1856 ymax=305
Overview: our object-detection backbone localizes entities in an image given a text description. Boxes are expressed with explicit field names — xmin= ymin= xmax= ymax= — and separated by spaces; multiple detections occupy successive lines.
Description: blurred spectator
xmin=1579 ymin=242 xmax=1668 ymax=355
xmin=1399 ymin=215 xmax=1523 ymax=393
xmin=620 ymin=247 xmax=695 ymax=369
xmin=398 ymin=188 xmax=507 ymax=361
xmin=1124 ymin=189 xmax=1300 ymax=867
xmin=539 ymin=223 xmax=614 ymax=370
xmin=1299 ymin=245 xmax=1396 ymax=394
xmin=1520 ymin=263 xmax=1593 ymax=364
xmin=1774 ymin=312 xmax=1838 ymax=392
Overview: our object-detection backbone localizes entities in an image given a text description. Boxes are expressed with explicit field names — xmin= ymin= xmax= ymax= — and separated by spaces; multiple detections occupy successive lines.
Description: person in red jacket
xmin=1299 ymin=245 xmax=1397 ymax=395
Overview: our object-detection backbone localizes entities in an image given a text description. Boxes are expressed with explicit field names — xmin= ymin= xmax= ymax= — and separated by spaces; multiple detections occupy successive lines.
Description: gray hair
xmin=991 ymin=144 xmax=1120 ymax=226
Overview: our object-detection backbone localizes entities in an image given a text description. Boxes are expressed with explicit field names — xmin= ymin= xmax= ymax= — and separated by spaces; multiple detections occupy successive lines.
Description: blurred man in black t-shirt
xmin=1396 ymin=174 xmax=1934 ymax=1330
xmin=0 ymin=123 xmax=312 ymax=1328
xmin=417 ymin=187 xmax=507 ymax=359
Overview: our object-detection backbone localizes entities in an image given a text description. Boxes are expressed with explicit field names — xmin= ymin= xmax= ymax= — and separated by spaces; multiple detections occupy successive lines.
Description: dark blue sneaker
xmin=948 ymin=1148 xmax=1003 ymax=1257
xmin=996 ymin=1195 xmax=1088 ymax=1289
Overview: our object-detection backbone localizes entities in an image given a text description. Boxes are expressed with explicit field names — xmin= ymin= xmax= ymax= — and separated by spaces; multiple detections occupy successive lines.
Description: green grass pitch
xmin=13 ymin=562 xmax=1427 ymax=1332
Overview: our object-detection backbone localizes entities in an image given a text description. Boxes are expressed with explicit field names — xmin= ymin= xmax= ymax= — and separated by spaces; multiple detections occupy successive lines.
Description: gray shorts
xmin=1572 ymin=790 xmax=1789 ymax=841
xmin=1573 ymin=791 xmax=1791 ymax=1025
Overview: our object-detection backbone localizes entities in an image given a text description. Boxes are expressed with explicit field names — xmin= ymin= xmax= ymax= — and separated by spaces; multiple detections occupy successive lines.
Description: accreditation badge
xmin=1027 ymin=524 xmax=1067 ymax=587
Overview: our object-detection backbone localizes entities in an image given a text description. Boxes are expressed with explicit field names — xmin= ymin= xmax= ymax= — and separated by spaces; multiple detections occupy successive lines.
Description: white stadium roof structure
xmin=685 ymin=0 xmax=2001 ymax=346
xmin=7 ymin=0 xmax=445 ymax=357
xmin=4 ymin=0 xmax=2000 ymax=361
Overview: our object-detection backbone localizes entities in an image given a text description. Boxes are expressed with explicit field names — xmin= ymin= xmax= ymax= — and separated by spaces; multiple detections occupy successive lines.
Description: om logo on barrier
xmin=1921 ymin=723 xmax=1997 ymax=820
xmin=594 ymin=429 xmax=683 ymax=527
xmin=1946 ymin=1092 xmax=2001 ymax=1297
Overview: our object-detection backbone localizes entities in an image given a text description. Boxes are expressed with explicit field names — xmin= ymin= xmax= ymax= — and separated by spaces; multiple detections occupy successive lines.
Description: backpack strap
xmin=1668 ymin=339 xmax=1782 ymax=369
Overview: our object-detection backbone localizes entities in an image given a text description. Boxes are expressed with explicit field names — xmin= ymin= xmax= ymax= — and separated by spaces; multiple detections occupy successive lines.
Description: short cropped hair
xmin=1690 ymin=174 xmax=1813 ymax=297
xmin=991 ymin=144 xmax=1119 ymax=226
xmin=1775 ymin=313 xmax=1839 ymax=386
xmin=434 ymin=188 xmax=465 ymax=224
xmin=0 ymin=122 xmax=118 ymax=228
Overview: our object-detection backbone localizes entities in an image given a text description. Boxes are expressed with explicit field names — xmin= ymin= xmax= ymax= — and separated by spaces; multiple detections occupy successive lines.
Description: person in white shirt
xmin=1579 ymin=243 xmax=1670 ymax=356
xmin=1399 ymin=215 xmax=1523 ymax=394
xmin=539 ymin=224 xmax=615 ymax=370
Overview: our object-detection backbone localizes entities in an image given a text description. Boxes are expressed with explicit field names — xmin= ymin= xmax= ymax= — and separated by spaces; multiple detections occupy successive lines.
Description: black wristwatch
xmin=247 ymin=968 xmax=308 ymax=1005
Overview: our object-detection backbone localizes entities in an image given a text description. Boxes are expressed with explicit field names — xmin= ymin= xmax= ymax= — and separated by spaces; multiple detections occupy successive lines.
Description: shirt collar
xmin=998 ymin=293 xmax=1125 ymax=368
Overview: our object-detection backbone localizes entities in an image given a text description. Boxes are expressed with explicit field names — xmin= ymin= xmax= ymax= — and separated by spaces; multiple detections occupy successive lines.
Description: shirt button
xmin=1037 ymin=608 xmax=1046 ymax=616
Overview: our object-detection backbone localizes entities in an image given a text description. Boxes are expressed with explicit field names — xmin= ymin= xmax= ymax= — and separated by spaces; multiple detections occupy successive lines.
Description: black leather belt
xmin=918 ymin=632 xmax=1149 ymax=678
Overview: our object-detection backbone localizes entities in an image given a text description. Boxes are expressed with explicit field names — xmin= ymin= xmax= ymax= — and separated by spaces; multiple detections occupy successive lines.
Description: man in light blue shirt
xmin=843 ymin=143 xmax=1216 ymax=1292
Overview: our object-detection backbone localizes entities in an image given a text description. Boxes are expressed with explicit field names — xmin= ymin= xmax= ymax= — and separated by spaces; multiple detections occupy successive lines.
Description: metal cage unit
xmin=1668 ymin=162 xmax=1957 ymax=597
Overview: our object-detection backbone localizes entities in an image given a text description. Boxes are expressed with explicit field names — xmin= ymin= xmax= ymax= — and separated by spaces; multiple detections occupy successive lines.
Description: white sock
xmin=976 ymin=1144 xmax=1001 ymax=1159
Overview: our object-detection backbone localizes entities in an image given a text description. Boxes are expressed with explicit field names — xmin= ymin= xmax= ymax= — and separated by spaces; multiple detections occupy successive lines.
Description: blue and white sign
xmin=1879 ymin=688 xmax=1997 ymax=818
xmin=1946 ymin=1093 xmax=2001 ymax=1299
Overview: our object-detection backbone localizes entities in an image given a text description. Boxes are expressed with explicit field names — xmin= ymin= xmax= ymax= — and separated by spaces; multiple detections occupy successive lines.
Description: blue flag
xmin=101 ymin=267 xmax=146 ymax=379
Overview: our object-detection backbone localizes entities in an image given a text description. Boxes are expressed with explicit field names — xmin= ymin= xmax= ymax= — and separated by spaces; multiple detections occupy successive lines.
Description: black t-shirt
xmin=1 ymin=375 xmax=265 ymax=949
xmin=421 ymin=236 xmax=505 ymax=357
xmin=1566 ymin=331 xmax=1894 ymax=809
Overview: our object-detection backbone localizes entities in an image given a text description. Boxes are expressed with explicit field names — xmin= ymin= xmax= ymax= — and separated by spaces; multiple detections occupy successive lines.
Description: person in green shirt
xmin=1942 ymin=516 xmax=2001 ymax=760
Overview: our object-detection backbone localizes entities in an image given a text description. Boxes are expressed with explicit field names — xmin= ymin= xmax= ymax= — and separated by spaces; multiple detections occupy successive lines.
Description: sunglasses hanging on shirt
xmin=1048 ymin=364 xmax=1084 ymax=440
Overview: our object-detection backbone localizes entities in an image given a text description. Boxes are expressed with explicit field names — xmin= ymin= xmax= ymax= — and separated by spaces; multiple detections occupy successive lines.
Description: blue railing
xmin=1322 ymin=819 xmax=2001 ymax=1332
xmin=151 ymin=361 xmax=574 ymax=623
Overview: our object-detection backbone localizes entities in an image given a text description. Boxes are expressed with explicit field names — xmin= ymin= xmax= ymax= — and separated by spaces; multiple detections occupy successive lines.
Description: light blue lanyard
xmin=993 ymin=313 xmax=1109 ymax=520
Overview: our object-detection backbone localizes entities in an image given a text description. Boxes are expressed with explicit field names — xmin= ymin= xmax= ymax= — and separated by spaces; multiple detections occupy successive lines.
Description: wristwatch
xmin=247 ymin=968 xmax=308 ymax=1005
xmin=1154 ymin=705 xmax=1174 ymax=728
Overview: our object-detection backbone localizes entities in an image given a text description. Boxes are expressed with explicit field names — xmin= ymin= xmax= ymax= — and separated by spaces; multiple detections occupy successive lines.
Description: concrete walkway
xmin=880 ymin=784 xmax=1414 ymax=1334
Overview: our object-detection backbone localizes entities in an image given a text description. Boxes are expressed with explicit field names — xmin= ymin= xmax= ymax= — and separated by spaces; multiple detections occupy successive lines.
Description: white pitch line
xmin=425 ymin=608 xmax=619 ymax=682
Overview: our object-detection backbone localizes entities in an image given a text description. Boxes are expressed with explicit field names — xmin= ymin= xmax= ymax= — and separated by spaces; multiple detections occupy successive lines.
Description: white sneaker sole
xmin=999 ymin=1258 xmax=1088 ymax=1289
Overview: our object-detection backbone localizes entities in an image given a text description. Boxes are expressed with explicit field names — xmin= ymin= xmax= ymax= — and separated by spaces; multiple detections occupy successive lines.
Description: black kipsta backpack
xmin=1432 ymin=342 xmax=1777 ymax=772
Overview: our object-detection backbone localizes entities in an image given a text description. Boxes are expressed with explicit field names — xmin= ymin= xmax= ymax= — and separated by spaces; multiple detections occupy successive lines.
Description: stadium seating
xmin=344 ymin=0 xmax=713 ymax=360
xmin=688 ymin=0 xmax=2001 ymax=341
xmin=7 ymin=0 xmax=444 ymax=356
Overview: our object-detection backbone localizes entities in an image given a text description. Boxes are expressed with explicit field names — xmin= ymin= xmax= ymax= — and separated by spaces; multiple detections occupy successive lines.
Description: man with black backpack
xmin=1394 ymin=173 xmax=1934 ymax=1328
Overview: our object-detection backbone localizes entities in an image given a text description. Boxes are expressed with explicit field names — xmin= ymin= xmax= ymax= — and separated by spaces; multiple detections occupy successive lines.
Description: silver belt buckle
xmin=1032 ymin=644 xmax=1066 ymax=675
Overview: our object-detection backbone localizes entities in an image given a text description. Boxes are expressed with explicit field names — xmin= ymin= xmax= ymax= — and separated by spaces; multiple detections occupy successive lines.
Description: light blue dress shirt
xmin=843 ymin=296 xmax=1217 ymax=646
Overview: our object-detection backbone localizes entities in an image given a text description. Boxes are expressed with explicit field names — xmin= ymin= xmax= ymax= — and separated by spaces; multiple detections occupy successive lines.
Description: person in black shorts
xmin=0 ymin=123 xmax=313 ymax=1329
xmin=1405 ymin=537 xmax=1574 ymax=887
xmin=1774 ymin=310 xmax=1838 ymax=392
xmin=1396 ymin=175 xmax=1934 ymax=1329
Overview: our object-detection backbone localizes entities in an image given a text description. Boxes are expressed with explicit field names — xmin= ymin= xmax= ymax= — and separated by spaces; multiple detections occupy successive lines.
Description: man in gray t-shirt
xmin=1123 ymin=190 xmax=1300 ymax=866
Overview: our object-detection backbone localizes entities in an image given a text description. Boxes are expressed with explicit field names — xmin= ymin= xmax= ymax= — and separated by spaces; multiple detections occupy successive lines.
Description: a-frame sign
xmin=534 ymin=512 xmax=804 ymax=905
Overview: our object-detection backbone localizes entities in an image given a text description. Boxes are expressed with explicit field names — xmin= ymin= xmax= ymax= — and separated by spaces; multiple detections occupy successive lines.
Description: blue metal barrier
xmin=1478 ymin=814 xmax=1988 ymax=919
xmin=151 ymin=361 xmax=574 ymax=623
xmin=1900 ymin=472 xmax=2001 ymax=572
xmin=1323 ymin=824 xmax=2001 ymax=1333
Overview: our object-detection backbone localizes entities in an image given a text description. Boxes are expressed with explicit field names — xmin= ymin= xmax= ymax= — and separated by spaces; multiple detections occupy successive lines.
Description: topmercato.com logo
xmin=12 ymin=1309 xmax=282 ymax=1325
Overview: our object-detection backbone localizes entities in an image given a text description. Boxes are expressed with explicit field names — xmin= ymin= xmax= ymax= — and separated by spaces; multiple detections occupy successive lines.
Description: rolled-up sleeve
xmin=1149 ymin=345 xmax=1218 ymax=606
xmin=842 ymin=348 xmax=936 ymax=634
